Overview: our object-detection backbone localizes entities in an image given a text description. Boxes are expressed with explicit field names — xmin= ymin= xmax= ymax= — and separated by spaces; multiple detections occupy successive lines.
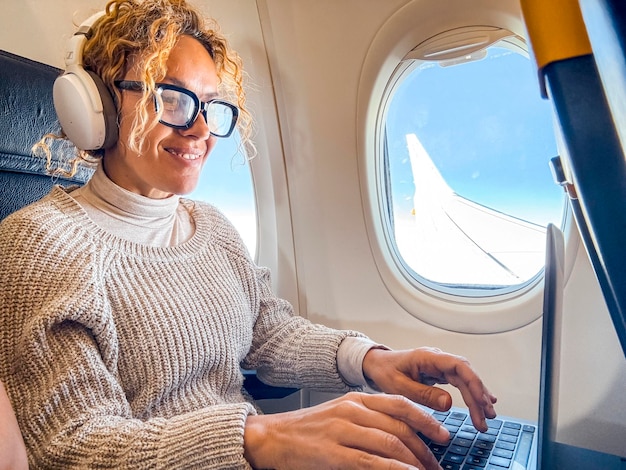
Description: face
xmin=104 ymin=35 xmax=219 ymax=198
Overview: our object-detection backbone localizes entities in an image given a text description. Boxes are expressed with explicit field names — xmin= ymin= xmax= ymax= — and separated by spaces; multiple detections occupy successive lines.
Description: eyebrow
xmin=165 ymin=76 xmax=219 ymax=100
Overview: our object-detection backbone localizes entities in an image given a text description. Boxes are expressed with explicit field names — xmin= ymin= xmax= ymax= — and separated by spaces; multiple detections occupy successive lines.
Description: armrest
xmin=242 ymin=370 xmax=299 ymax=400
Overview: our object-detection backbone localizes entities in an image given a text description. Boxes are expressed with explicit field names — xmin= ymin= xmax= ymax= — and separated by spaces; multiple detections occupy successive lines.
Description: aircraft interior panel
xmin=1 ymin=0 xmax=625 ymax=452
xmin=558 ymin=231 xmax=626 ymax=458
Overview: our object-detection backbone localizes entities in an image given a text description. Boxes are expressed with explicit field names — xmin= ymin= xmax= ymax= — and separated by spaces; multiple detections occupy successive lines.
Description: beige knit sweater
xmin=0 ymin=186 xmax=364 ymax=469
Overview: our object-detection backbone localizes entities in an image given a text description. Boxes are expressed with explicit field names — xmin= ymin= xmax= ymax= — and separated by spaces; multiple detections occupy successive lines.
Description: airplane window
xmin=189 ymin=129 xmax=257 ymax=258
xmin=384 ymin=45 xmax=564 ymax=295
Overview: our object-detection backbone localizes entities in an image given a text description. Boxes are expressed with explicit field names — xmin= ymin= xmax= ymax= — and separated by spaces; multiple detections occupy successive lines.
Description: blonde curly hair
xmin=37 ymin=0 xmax=253 ymax=177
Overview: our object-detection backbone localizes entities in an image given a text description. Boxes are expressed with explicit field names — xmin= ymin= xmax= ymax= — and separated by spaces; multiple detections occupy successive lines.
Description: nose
xmin=179 ymin=110 xmax=212 ymax=140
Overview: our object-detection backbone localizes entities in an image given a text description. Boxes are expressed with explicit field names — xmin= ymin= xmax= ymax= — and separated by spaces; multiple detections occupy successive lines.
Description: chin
xmin=175 ymin=182 xmax=200 ymax=196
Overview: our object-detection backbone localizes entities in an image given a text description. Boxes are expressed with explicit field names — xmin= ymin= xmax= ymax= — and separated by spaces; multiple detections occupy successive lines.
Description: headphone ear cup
xmin=53 ymin=67 xmax=118 ymax=150
xmin=87 ymin=71 xmax=118 ymax=149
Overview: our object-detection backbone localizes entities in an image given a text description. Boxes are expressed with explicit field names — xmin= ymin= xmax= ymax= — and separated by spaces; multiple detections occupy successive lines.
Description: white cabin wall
xmin=558 ymin=227 xmax=626 ymax=457
xmin=257 ymin=0 xmax=544 ymax=420
xmin=254 ymin=0 xmax=409 ymax=328
xmin=1 ymin=1 xmax=103 ymax=69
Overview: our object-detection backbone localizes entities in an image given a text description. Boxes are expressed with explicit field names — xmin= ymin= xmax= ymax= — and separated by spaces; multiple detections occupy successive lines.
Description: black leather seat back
xmin=0 ymin=50 xmax=93 ymax=221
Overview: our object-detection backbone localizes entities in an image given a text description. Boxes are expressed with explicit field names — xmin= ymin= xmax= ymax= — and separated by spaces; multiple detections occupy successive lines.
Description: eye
xmin=160 ymin=92 xmax=181 ymax=112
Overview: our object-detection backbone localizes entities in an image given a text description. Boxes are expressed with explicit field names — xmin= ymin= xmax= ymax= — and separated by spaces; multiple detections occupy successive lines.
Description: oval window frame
xmin=356 ymin=0 xmax=574 ymax=333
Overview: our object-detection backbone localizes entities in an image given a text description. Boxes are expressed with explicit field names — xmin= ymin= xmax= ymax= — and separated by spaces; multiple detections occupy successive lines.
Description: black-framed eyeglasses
xmin=115 ymin=80 xmax=239 ymax=138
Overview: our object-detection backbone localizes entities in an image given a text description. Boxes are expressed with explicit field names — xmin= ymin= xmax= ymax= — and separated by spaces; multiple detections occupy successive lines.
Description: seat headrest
xmin=0 ymin=50 xmax=94 ymax=222
xmin=0 ymin=49 xmax=94 ymax=182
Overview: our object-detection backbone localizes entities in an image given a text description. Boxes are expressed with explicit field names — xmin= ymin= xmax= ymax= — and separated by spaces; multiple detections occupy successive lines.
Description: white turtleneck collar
xmin=70 ymin=162 xmax=195 ymax=246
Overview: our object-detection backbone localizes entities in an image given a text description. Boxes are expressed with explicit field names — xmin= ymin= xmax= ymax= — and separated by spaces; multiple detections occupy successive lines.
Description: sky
xmin=386 ymin=47 xmax=564 ymax=228
xmin=188 ymin=130 xmax=257 ymax=254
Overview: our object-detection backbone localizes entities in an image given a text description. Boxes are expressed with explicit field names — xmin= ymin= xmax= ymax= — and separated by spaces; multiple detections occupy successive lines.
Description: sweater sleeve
xmin=240 ymin=264 xmax=368 ymax=392
xmin=0 ymin=203 xmax=256 ymax=469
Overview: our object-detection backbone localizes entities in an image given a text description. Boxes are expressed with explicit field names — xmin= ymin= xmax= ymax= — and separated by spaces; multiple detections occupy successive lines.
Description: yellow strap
xmin=520 ymin=0 xmax=593 ymax=95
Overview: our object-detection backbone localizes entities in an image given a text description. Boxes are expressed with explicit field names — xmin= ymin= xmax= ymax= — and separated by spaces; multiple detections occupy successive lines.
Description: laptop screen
xmin=537 ymin=223 xmax=564 ymax=470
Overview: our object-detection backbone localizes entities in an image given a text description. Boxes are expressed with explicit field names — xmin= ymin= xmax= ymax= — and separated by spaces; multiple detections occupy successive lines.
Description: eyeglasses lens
xmin=205 ymin=104 xmax=235 ymax=138
xmin=157 ymin=88 xmax=234 ymax=137
xmin=158 ymin=89 xmax=196 ymax=128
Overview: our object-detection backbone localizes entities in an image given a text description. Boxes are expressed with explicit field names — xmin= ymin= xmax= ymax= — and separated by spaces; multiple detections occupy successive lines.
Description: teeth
xmin=169 ymin=149 xmax=202 ymax=160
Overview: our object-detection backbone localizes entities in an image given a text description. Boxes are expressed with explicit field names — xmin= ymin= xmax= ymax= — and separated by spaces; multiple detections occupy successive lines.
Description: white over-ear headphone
xmin=53 ymin=12 xmax=118 ymax=151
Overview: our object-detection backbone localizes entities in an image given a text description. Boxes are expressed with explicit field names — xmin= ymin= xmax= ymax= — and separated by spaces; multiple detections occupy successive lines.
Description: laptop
xmin=419 ymin=224 xmax=626 ymax=470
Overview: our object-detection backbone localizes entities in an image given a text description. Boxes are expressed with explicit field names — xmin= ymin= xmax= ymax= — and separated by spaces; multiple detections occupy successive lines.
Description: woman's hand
xmin=244 ymin=391 xmax=449 ymax=470
xmin=0 ymin=381 xmax=28 ymax=470
xmin=362 ymin=347 xmax=497 ymax=432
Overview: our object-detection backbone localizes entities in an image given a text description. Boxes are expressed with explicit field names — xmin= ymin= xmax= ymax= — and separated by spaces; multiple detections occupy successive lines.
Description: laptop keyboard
xmin=419 ymin=408 xmax=536 ymax=470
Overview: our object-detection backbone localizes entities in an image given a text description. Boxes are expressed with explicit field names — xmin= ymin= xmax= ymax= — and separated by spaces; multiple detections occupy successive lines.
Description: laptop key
xmin=498 ymin=434 xmax=518 ymax=444
xmin=470 ymin=447 xmax=490 ymax=458
xmin=452 ymin=437 xmax=474 ymax=448
xmin=457 ymin=431 xmax=478 ymax=441
xmin=486 ymin=419 xmax=503 ymax=429
xmin=448 ymin=445 xmax=469 ymax=456
xmin=512 ymin=431 xmax=534 ymax=467
xmin=429 ymin=443 xmax=448 ymax=456
xmin=445 ymin=418 xmax=465 ymax=428
xmin=503 ymin=421 xmax=522 ymax=430
xmin=444 ymin=423 xmax=461 ymax=434
xmin=492 ymin=448 xmax=513 ymax=459
xmin=466 ymin=455 xmax=488 ymax=466
xmin=501 ymin=427 xmax=520 ymax=437
xmin=495 ymin=441 xmax=515 ymax=451
xmin=443 ymin=453 xmax=466 ymax=464
xmin=474 ymin=440 xmax=494 ymax=450
xmin=477 ymin=433 xmax=496 ymax=443
xmin=461 ymin=425 xmax=478 ymax=434
xmin=489 ymin=455 xmax=512 ymax=467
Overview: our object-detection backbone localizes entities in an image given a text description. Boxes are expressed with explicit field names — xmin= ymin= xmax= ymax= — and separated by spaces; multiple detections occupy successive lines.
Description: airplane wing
xmin=394 ymin=133 xmax=546 ymax=287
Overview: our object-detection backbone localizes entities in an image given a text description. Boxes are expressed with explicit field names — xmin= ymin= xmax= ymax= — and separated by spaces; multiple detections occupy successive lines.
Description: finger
xmin=276 ymin=429 xmax=433 ymax=470
xmin=414 ymin=352 xmax=497 ymax=431
xmin=338 ymin=424 xmax=440 ymax=470
xmin=321 ymin=395 xmax=444 ymax=469
xmin=339 ymin=446 xmax=439 ymax=470
xmin=384 ymin=370 xmax=454 ymax=412
xmin=441 ymin=363 xmax=497 ymax=431
xmin=359 ymin=393 xmax=450 ymax=444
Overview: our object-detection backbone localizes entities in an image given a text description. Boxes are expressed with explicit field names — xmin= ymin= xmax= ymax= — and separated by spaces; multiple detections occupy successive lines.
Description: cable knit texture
xmin=0 ymin=186 xmax=364 ymax=469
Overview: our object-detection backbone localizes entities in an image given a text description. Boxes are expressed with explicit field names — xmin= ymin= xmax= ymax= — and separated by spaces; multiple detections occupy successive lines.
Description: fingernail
xmin=438 ymin=395 xmax=448 ymax=409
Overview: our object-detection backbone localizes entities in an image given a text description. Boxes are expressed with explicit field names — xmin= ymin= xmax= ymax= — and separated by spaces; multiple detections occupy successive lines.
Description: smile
xmin=166 ymin=148 xmax=204 ymax=161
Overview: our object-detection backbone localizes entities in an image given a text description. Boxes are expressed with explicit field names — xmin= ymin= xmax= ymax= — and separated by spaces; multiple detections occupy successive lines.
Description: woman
xmin=0 ymin=0 xmax=497 ymax=468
